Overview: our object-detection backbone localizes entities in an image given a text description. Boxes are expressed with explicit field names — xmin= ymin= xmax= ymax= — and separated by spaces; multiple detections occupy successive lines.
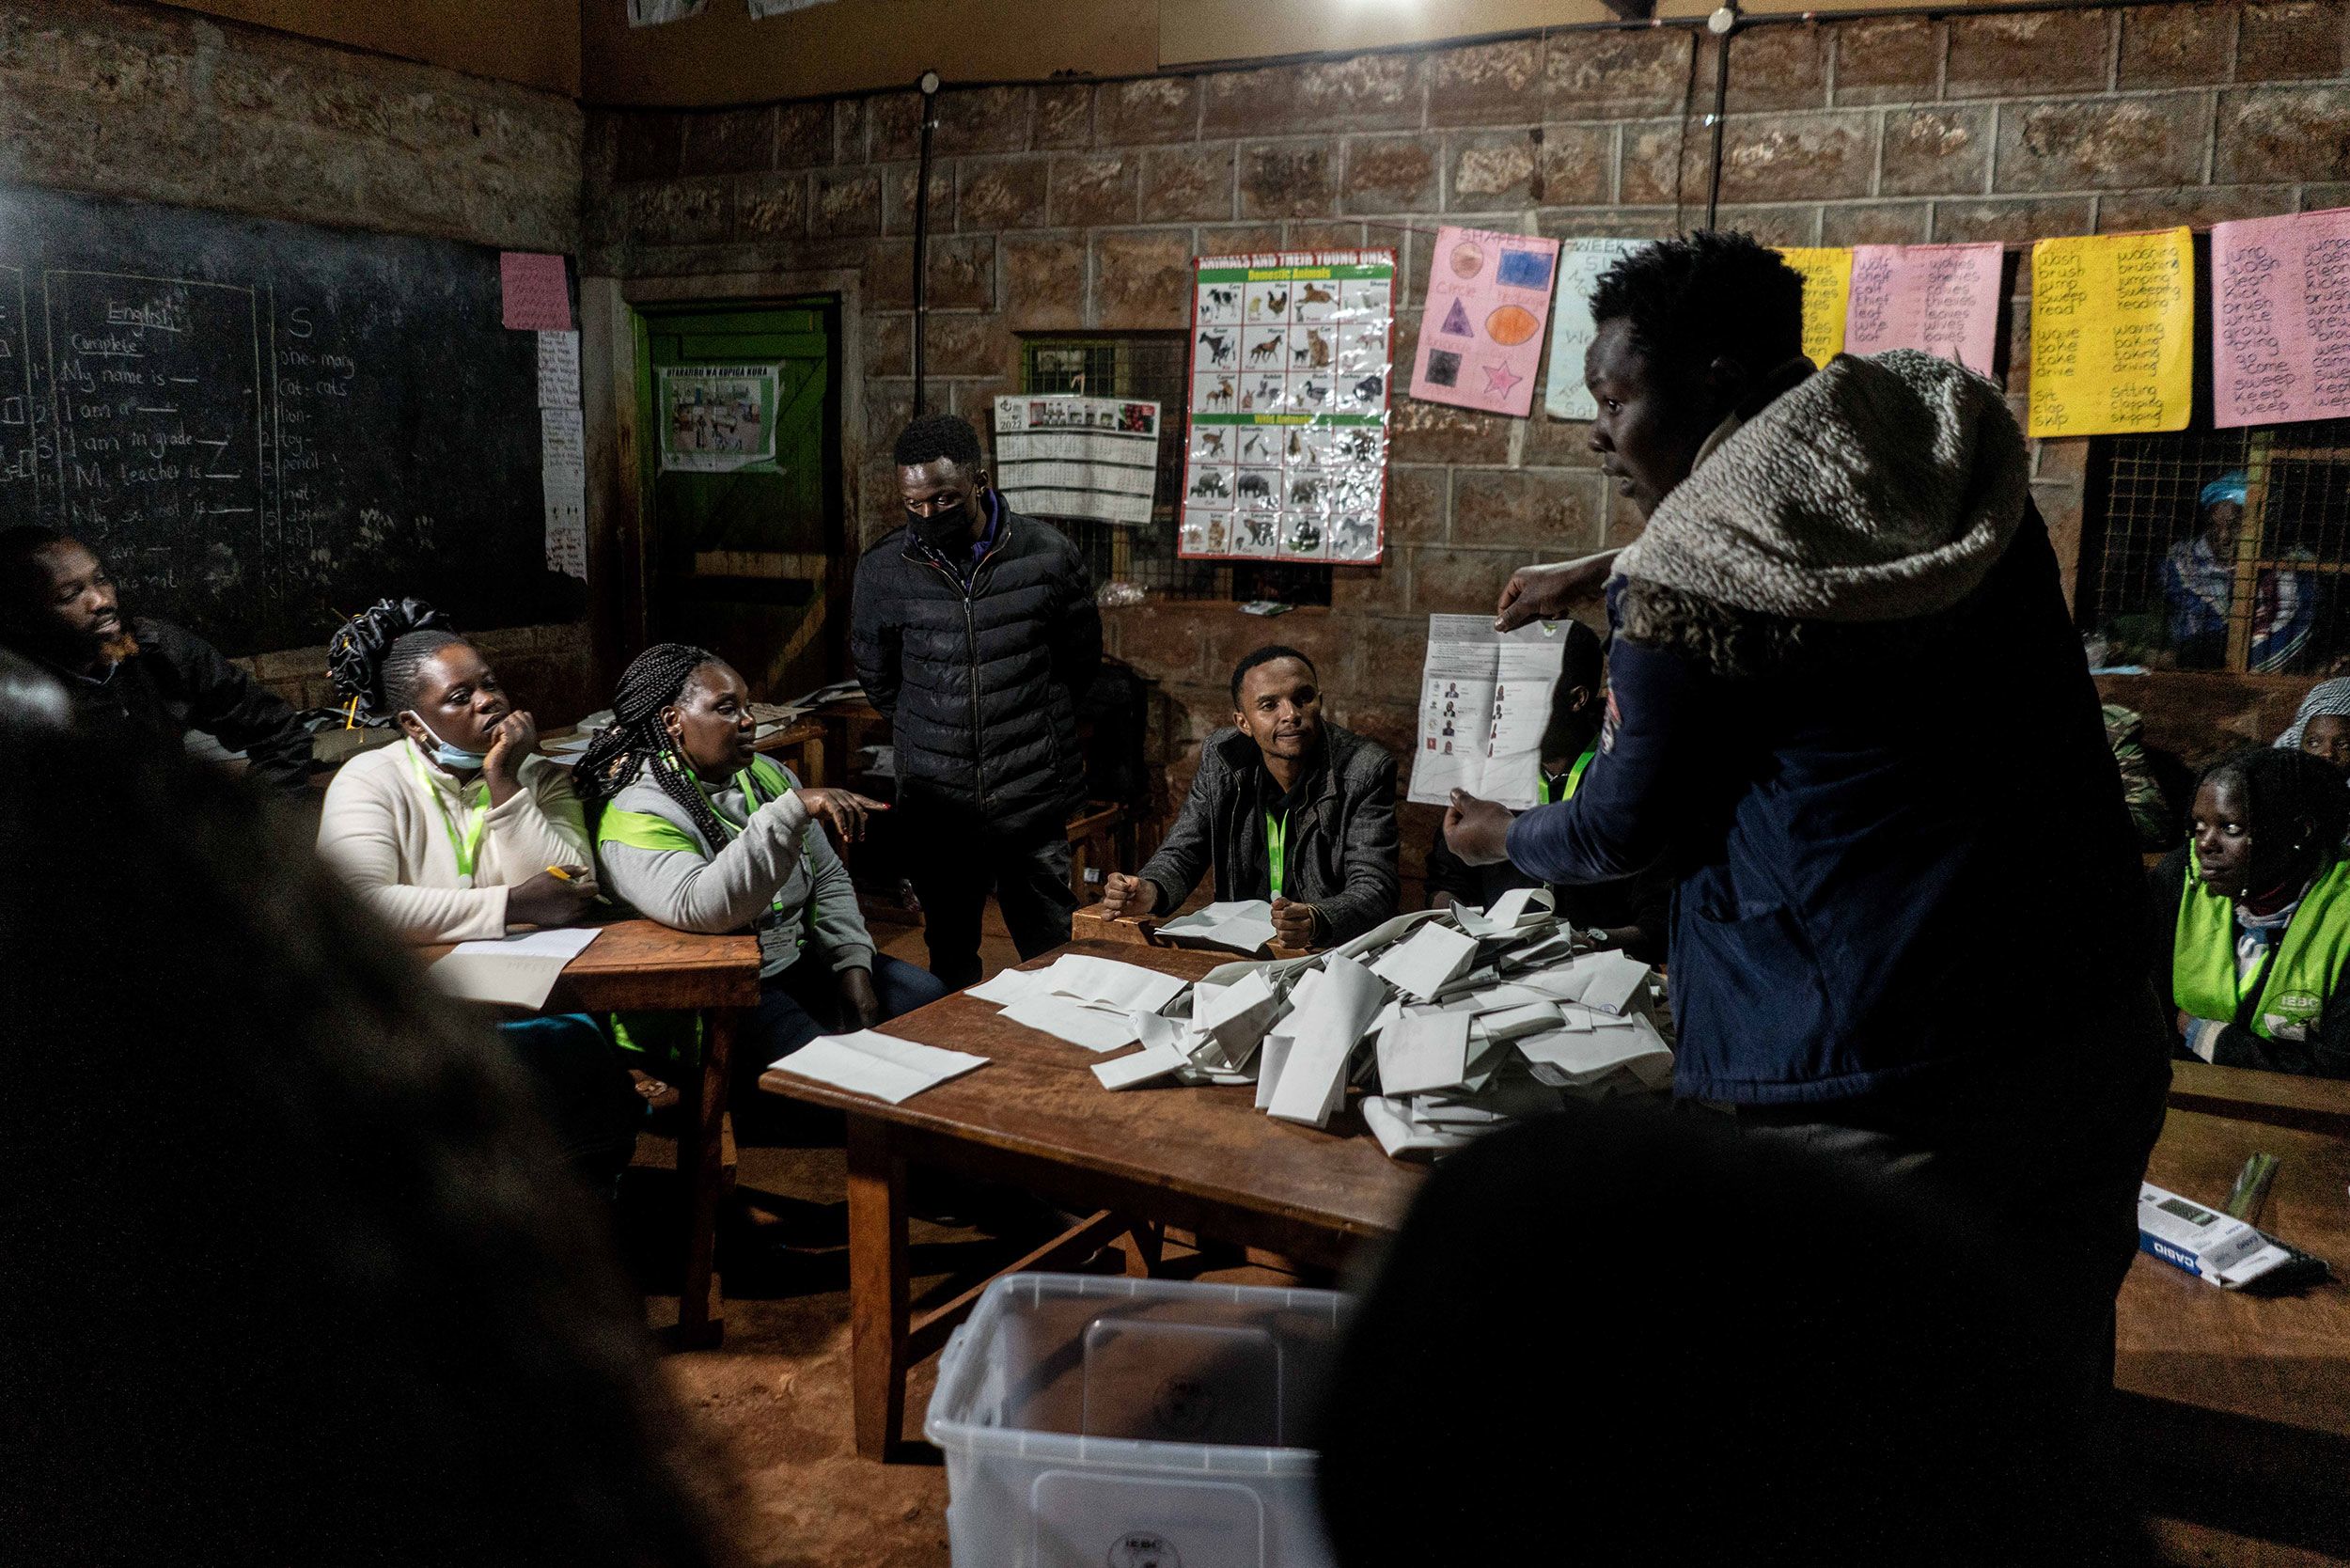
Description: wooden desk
xmin=422 ymin=917 xmax=760 ymax=1349
xmin=759 ymin=939 xmax=1423 ymax=1460
xmin=2166 ymin=1058 xmax=2350 ymax=1137
xmin=2114 ymin=1106 xmax=2350 ymax=1536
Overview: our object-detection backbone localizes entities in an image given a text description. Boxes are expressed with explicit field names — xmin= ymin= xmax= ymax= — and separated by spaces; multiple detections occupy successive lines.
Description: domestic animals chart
xmin=1181 ymin=249 xmax=1395 ymax=564
xmin=1409 ymin=227 xmax=1560 ymax=419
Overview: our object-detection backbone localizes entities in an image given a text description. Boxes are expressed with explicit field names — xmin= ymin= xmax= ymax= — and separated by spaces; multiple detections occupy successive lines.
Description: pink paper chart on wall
xmin=1408 ymin=227 xmax=1561 ymax=420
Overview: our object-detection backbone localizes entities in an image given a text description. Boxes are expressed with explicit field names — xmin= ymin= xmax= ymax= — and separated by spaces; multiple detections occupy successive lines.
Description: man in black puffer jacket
xmin=851 ymin=415 xmax=1102 ymax=987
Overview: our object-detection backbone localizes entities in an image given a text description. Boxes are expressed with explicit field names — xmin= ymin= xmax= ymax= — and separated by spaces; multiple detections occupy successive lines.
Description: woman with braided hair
xmin=584 ymin=644 xmax=947 ymax=1060
xmin=316 ymin=599 xmax=638 ymax=1185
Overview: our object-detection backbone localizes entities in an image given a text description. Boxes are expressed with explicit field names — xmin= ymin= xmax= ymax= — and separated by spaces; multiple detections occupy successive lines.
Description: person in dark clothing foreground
xmin=850 ymin=414 xmax=1102 ymax=988
xmin=1421 ymin=618 xmax=1668 ymax=962
xmin=2150 ymin=747 xmax=2350 ymax=1077
xmin=1442 ymin=232 xmax=2170 ymax=1403
xmin=1316 ymin=1102 xmax=2151 ymax=1568
xmin=0 ymin=653 xmax=731 ymax=1568
xmin=1101 ymin=645 xmax=1399 ymax=948
xmin=0 ymin=525 xmax=313 ymax=791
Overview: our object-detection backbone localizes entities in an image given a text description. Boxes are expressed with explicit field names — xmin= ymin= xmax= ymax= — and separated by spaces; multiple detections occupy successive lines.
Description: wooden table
xmin=422 ymin=917 xmax=760 ymax=1349
xmin=2113 ymin=1091 xmax=2350 ymax=1544
xmin=759 ymin=939 xmax=1424 ymax=1460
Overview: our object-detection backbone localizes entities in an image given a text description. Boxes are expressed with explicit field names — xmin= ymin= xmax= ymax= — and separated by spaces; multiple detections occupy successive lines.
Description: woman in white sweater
xmin=317 ymin=599 xmax=634 ymax=1184
xmin=318 ymin=599 xmax=595 ymax=941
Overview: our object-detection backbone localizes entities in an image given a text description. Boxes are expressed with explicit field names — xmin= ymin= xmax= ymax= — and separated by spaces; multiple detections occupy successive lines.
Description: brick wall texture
xmin=0 ymin=0 xmax=594 ymax=714
xmin=586 ymin=0 xmax=2350 ymax=878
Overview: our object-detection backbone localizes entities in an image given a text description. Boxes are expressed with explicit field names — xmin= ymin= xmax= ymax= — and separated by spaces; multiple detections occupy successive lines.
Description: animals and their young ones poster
xmin=1182 ymin=250 xmax=1396 ymax=565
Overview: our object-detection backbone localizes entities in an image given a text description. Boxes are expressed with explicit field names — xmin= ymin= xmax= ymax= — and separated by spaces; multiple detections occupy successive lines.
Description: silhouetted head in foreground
xmin=0 ymin=699 xmax=732 ymax=1568
xmin=1316 ymin=1100 xmax=2149 ymax=1568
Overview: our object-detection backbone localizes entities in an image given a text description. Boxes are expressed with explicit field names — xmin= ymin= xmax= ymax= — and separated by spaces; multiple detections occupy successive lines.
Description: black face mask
xmin=909 ymin=494 xmax=977 ymax=551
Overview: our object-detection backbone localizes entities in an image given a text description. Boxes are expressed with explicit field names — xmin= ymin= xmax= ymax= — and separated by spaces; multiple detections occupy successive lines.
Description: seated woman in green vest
xmin=578 ymin=643 xmax=948 ymax=1063
xmin=1422 ymin=620 xmax=1668 ymax=962
xmin=316 ymin=598 xmax=637 ymax=1186
xmin=2150 ymin=746 xmax=2350 ymax=1077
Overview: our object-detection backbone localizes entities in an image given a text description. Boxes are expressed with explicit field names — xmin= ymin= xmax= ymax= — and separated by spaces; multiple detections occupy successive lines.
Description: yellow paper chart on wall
xmin=2027 ymin=228 xmax=2194 ymax=438
xmin=1778 ymin=247 xmax=1854 ymax=367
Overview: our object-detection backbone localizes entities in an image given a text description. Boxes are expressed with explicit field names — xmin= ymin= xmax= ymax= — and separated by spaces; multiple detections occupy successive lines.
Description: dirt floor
xmin=609 ymin=908 xmax=2338 ymax=1568
xmin=617 ymin=907 xmax=1297 ymax=1568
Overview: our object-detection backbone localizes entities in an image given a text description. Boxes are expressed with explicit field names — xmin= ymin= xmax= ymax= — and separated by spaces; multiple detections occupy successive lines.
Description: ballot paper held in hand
xmin=774 ymin=1029 xmax=987 ymax=1105
xmin=1155 ymin=900 xmax=1279 ymax=955
xmin=1369 ymin=922 xmax=1480 ymax=1002
xmin=1001 ymin=994 xmax=1140 ymax=1052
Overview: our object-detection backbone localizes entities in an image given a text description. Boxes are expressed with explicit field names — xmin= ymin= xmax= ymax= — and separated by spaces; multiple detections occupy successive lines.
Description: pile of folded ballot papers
xmin=957 ymin=888 xmax=1672 ymax=1161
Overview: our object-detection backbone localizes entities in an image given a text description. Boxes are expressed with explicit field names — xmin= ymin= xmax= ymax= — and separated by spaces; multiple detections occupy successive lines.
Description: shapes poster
xmin=1777 ymin=247 xmax=1853 ymax=367
xmin=1842 ymin=243 xmax=2004 ymax=375
xmin=1410 ymin=227 xmax=1560 ymax=418
xmin=1543 ymin=238 xmax=1648 ymax=420
xmin=656 ymin=365 xmax=778 ymax=472
xmin=991 ymin=394 xmax=1160 ymax=526
xmin=2212 ymin=208 xmax=2350 ymax=430
xmin=2028 ymin=228 xmax=2193 ymax=439
xmin=1181 ymin=249 xmax=1395 ymax=565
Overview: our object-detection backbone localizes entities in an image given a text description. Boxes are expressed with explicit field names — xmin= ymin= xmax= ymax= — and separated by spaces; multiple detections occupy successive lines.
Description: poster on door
xmin=657 ymin=365 xmax=778 ymax=473
xmin=1180 ymin=249 xmax=1395 ymax=565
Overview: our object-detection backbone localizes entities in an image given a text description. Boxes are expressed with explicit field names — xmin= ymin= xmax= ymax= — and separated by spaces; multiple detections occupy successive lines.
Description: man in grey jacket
xmin=1102 ymin=646 xmax=1399 ymax=947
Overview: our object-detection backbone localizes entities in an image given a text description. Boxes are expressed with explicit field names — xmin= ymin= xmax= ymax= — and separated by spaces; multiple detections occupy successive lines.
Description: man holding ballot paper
xmin=1444 ymin=230 xmax=2169 ymax=1406
xmin=1100 ymin=645 xmax=1398 ymax=948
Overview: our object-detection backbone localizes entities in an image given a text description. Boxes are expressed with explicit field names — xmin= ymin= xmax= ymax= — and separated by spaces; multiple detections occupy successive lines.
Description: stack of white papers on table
xmin=774 ymin=1029 xmax=987 ymax=1105
xmin=947 ymin=893 xmax=1672 ymax=1159
xmin=427 ymin=925 xmax=602 ymax=1009
xmin=1154 ymin=900 xmax=1279 ymax=955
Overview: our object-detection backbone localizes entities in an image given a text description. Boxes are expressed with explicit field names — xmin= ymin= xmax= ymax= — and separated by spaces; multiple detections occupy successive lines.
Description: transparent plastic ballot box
xmin=924 ymin=1272 xmax=1354 ymax=1568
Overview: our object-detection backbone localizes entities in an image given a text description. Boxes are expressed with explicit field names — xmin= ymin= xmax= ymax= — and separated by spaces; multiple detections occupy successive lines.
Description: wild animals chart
xmin=1410 ymin=226 xmax=1561 ymax=419
xmin=1182 ymin=250 xmax=1395 ymax=564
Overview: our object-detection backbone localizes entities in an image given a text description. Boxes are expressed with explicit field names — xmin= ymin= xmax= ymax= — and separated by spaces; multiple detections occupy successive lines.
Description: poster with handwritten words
xmin=1843 ymin=243 xmax=2004 ymax=375
xmin=1411 ymin=226 xmax=1561 ymax=418
xmin=2213 ymin=209 xmax=2350 ymax=431
xmin=1778 ymin=247 xmax=1853 ymax=368
xmin=1543 ymin=237 xmax=1648 ymax=421
xmin=2028 ymin=229 xmax=2193 ymax=439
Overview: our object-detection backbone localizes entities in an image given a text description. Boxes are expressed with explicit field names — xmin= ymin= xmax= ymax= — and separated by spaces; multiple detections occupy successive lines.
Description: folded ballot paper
xmin=773 ymin=1029 xmax=988 ymax=1105
xmin=1154 ymin=900 xmax=1279 ymax=956
xmin=952 ymin=895 xmax=1672 ymax=1160
xmin=427 ymin=925 xmax=602 ymax=1009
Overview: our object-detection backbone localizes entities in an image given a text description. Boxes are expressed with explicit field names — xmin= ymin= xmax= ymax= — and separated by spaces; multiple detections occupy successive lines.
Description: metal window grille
xmin=1010 ymin=334 xmax=1333 ymax=607
xmin=2084 ymin=418 xmax=2350 ymax=675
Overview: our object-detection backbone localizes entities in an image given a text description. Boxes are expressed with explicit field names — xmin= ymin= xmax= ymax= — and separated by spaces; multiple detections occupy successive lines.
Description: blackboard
xmin=0 ymin=185 xmax=583 ymax=656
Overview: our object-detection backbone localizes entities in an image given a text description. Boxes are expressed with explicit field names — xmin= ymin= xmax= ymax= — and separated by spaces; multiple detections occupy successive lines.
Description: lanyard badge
xmin=407 ymin=741 xmax=490 ymax=882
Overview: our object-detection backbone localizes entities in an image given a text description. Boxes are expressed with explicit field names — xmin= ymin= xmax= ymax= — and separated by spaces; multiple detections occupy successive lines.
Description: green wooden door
xmin=635 ymin=300 xmax=841 ymax=701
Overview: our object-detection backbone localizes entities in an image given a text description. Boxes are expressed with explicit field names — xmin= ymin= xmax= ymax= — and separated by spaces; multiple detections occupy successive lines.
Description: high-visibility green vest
xmin=2173 ymin=852 xmax=2350 ymax=1041
xmin=1536 ymin=745 xmax=1598 ymax=806
xmin=597 ymin=754 xmax=806 ymax=1063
